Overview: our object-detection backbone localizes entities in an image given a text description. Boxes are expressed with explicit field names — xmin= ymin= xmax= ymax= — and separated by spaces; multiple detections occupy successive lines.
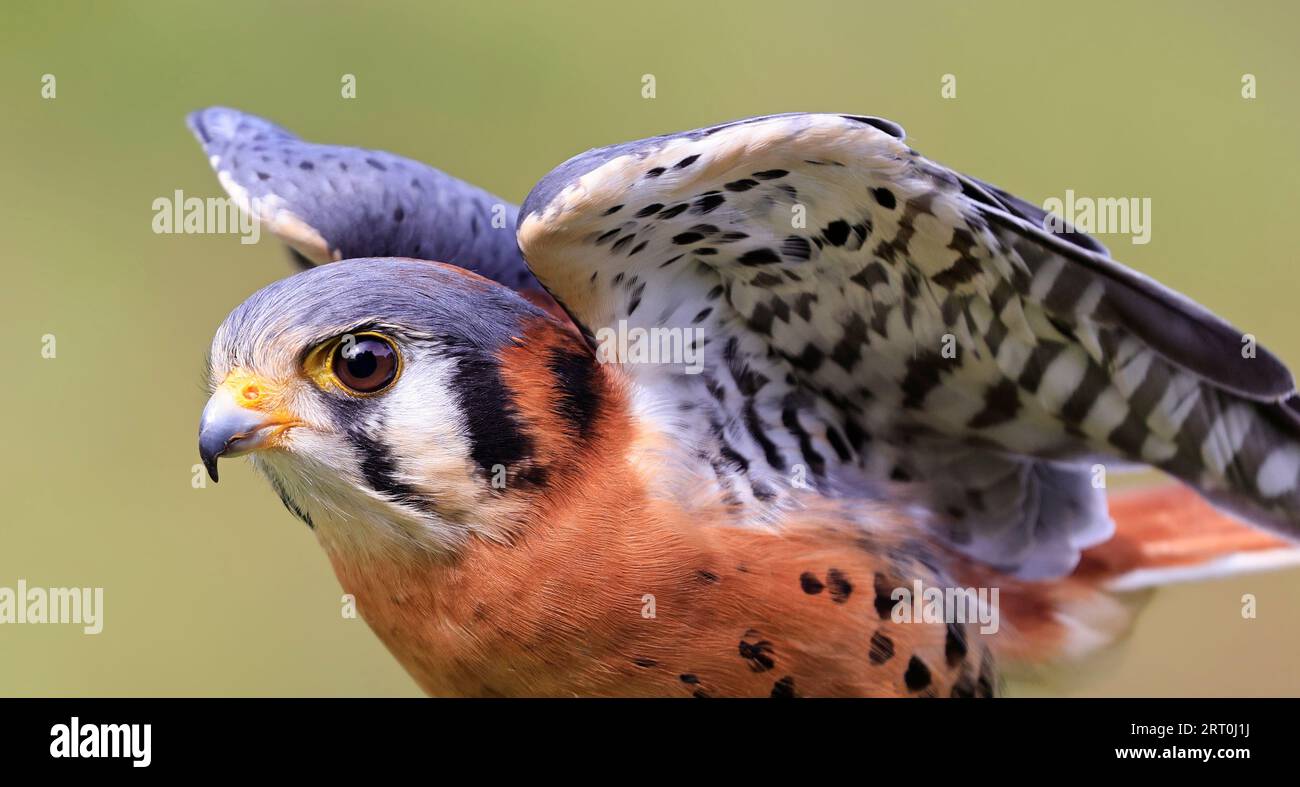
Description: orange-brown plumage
xmin=331 ymin=480 xmax=1285 ymax=696
xmin=329 ymin=472 xmax=997 ymax=697
xmin=321 ymin=316 xmax=998 ymax=696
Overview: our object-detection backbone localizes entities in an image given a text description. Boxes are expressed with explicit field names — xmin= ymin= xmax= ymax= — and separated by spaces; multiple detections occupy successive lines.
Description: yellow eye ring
xmin=305 ymin=332 xmax=402 ymax=397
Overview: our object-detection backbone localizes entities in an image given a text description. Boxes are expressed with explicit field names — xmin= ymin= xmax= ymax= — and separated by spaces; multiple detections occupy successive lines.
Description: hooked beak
xmin=198 ymin=375 xmax=297 ymax=483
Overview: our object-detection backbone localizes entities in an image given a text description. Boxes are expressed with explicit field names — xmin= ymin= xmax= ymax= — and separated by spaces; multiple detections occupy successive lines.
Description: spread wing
xmin=518 ymin=112 xmax=1300 ymax=578
xmin=185 ymin=106 xmax=541 ymax=294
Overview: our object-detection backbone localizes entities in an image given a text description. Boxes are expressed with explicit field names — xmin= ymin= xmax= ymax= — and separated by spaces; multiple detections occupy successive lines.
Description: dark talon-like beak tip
xmin=203 ymin=454 xmax=220 ymax=484
xmin=199 ymin=428 xmax=227 ymax=484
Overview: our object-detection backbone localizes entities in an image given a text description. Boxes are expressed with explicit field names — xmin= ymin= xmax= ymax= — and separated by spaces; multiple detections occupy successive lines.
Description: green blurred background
xmin=2 ymin=0 xmax=1297 ymax=696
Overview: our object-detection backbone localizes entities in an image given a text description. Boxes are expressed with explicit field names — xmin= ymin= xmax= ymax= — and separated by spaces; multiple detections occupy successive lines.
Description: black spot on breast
xmin=753 ymin=169 xmax=789 ymax=180
xmin=675 ymin=154 xmax=700 ymax=169
xmin=945 ymin=623 xmax=968 ymax=668
xmin=635 ymin=203 xmax=664 ymax=218
xmin=799 ymin=572 xmax=825 ymax=594
xmin=679 ymin=673 xmax=699 ymax=684
xmin=548 ymin=346 xmax=601 ymax=440
xmin=738 ymin=631 xmax=776 ymax=672
xmin=873 ymin=573 xmax=896 ymax=619
xmin=673 ymin=231 xmax=705 ymax=245
xmin=826 ymin=568 xmax=853 ymax=603
xmin=366 ymin=157 xmax=387 ymax=171
xmin=601 ymin=204 xmax=623 ymax=216
xmin=696 ymin=569 xmax=719 ymax=584
xmin=770 ymin=676 xmax=797 ymax=698
xmin=392 ymin=207 xmax=404 ymax=223
xmin=869 ymin=632 xmax=894 ymax=665
xmin=645 ymin=166 xmax=666 ymax=178
xmin=256 ymin=171 xmax=270 ymax=180
xmin=659 ymin=203 xmax=689 ymax=219
xmin=871 ymin=187 xmax=897 ymax=210
xmin=298 ymin=161 xmax=314 ymax=170
xmin=633 ymin=657 xmax=657 ymax=668
xmin=904 ymin=656 xmax=932 ymax=691
xmin=692 ymin=689 xmax=710 ymax=699
xmin=725 ymin=178 xmax=759 ymax=192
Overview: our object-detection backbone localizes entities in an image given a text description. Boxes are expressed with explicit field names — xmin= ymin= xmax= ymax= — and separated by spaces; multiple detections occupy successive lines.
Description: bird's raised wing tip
xmin=185 ymin=106 xmax=296 ymax=153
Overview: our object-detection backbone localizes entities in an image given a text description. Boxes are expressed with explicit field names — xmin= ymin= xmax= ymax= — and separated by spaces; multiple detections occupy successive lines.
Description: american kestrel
xmin=192 ymin=108 xmax=1300 ymax=697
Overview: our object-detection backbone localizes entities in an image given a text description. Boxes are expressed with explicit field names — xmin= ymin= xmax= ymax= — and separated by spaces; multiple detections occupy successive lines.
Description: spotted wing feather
xmin=186 ymin=106 xmax=539 ymax=293
xmin=518 ymin=112 xmax=1300 ymax=578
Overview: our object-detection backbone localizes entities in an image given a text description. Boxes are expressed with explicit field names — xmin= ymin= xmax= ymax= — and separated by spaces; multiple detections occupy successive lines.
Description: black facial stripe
xmin=547 ymin=346 xmax=601 ymax=440
xmin=316 ymin=380 xmax=433 ymax=511
xmin=445 ymin=342 xmax=536 ymax=479
xmin=345 ymin=421 xmax=432 ymax=512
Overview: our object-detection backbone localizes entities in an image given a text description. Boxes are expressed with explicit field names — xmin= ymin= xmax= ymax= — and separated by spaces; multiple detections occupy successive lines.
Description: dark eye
xmin=333 ymin=334 xmax=399 ymax=394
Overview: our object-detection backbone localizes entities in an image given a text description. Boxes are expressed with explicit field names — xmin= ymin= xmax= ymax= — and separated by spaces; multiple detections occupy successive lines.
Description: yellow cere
xmin=221 ymin=370 xmax=278 ymax=410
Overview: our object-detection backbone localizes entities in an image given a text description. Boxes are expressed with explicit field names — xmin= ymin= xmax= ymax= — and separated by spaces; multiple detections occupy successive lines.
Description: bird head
xmin=198 ymin=257 xmax=588 ymax=558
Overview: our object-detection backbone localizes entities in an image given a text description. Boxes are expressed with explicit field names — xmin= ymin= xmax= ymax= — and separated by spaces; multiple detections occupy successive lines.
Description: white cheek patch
xmin=247 ymin=349 xmax=510 ymax=557
xmin=380 ymin=351 xmax=480 ymax=511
